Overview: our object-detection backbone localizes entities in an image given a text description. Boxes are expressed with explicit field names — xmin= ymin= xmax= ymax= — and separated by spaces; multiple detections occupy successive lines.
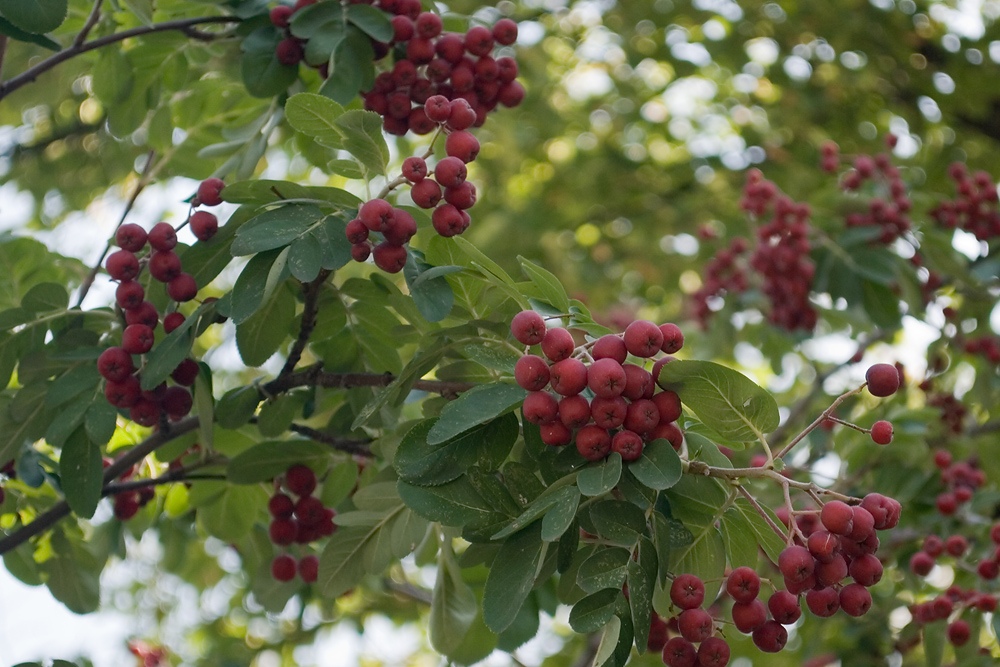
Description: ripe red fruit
xmin=129 ymin=397 xmax=161 ymax=427
xmin=659 ymin=322 xmax=684 ymax=353
xmin=978 ymin=559 xmax=999 ymax=580
xmin=936 ymin=492 xmax=958 ymax=515
xmin=359 ymin=198 xmax=394 ymax=231
xmin=268 ymin=493 xmax=295 ymax=519
xmin=726 ymin=566 xmax=760 ymax=603
xmin=590 ymin=395 xmax=627 ymax=429
xmin=424 ymin=94 xmax=451 ymax=122
xmin=163 ymin=312 xmax=186 ymax=334
xmin=298 ymin=554 xmax=319 ymax=583
xmin=275 ymin=37 xmax=304 ymax=65
xmin=190 ymin=211 xmax=218 ymax=241
xmin=849 ymin=505 xmax=876 ymax=541
xmin=511 ymin=310 xmax=546 ymax=345
xmin=121 ymin=324 xmax=155 ymax=355
xmin=558 ymin=395 xmax=591 ymax=429
xmin=447 ymin=98 xmax=477 ymax=131
xmin=372 ymin=242 xmax=408 ymax=273
xmin=820 ymin=500 xmax=854 ymax=536
xmin=162 ymin=386 xmax=193 ymax=420
xmin=945 ymin=534 xmax=968 ymax=557
xmin=148 ymin=222 xmax=178 ymax=251
xmin=402 ymin=156 xmax=428 ymax=182
xmin=445 ymin=130 xmax=480 ymax=163
xmin=444 ymin=181 xmax=477 ymax=209
xmin=623 ymin=319 xmax=663 ymax=357
xmin=167 ymin=273 xmax=198 ymax=302
xmin=815 ymin=553 xmax=848 ymax=587
xmin=592 ymin=334 xmax=627 ymax=363
xmin=514 ymin=355 xmax=550 ymax=391
xmin=752 ymin=620 xmax=787 ymax=653
xmin=269 ymin=518 xmax=298 ymax=545
xmin=946 ymin=619 xmax=970 ymax=646
xmin=434 ymin=156 xmax=468 ymax=188
xmin=839 ymin=583 xmax=873 ymax=617
xmin=415 ymin=11 xmax=442 ymax=39
xmin=125 ymin=301 xmax=159 ymax=329
xmin=575 ymin=425 xmax=612 ymax=461
xmin=295 ymin=496 xmax=326 ymax=526
xmin=492 ymin=17 xmax=518 ymax=45
xmin=621 ymin=364 xmax=654 ymax=401
xmin=778 ymin=545 xmax=815 ymax=584
xmin=345 ymin=218 xmax=369 ymax=244
xmin=269 ymin=5 xmax=293 ymax=27
xmin=933 ymin=449 xmax=952 ymax=469
xmin=767 ymin=590 xmax=801 ymax=625
xmin=865 ymin=363 xmax=900 ymax=397
xmin=98 ymin=346 xmax=135 ymax=382
xmin=464 ymin=25 xmax=494 ymax=56
xmin=539 ymin=420 xmax=571 ymax=446
xmin=431 ymin=203 xmax=469 ymax=237
xmin=541 ymin=327 xmax=575 ymax=362
xmin=382 ymin=209 xmax=417 ymax=246
xmin=697 ymin=636 xmax=729 ymax=667
xmin=106 ymin=249 xmax=140 ymax=281
xmin=113 ymin=492 xmax=140 ymax=520
xmin=197 ymin=178 xmax=225 ymax=206
xmin=115 ymin=281 xmax=145 ymax=310
xmin=104 ymin=376 xmax=141 ymax=408
xmin=285 ymin=464 xmax=317 ymax=497
xmin=652 ymin=389 xmax=682 ymax=424
xmin=731 ymin=599 xmax=766 ymax=633
xmin=678 ymin=608 xmax=714 ymax=643
xmin=587 ymin=358 xmax=627 ymax=398
xmin=670 ymin=573 xmax=705 ymax=610
xmin=647 ymin=615 xmax=669 ymax=652
xmin=523 ymin=391 xmax=558 ymax=424
xmin=870 ymin=420 xmax=893 ymax=445
xmin=170 ymin=358 xmax=199 ymax=386
xmin=923 ymin=537 xmax=943 ymax=557
xmin=624 ymin=398 xmax=659 ymax=434
xmin=808 ymin=530 xmax=839 ymax=563
xmin=271 ymin=554 xmax=297 ymax=582
xmin=805 ymin=587 xmax=840 ymax=617
xmin=662 ymin=637 xmax=697 ymax=667
xmin=411 ymin=178 xmax=443 ymax=208
xmin=549 ymin=358 xmax=589 ymax=396
xmin=910 ymin=551 xmax=935 ymax=576
xmin=149 ymin=250 xmax=182 ymax=282
xmin=115 ymin=223 xmax=148 ymax=252
xmin=610 ymin=430 xmax=643 ymax=461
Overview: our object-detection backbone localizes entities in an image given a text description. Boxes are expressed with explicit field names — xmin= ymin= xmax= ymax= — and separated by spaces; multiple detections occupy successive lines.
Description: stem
xmin=263 ymin=369 xmax=475 ymax=398
xmin=283 ymin=421 xmax=373 ymax=458
xmin=685 ymin=460 xmax=860 ymax=503
xmin=0 ymin=16 xmax=242 ymax=101
xmin=773 ymin=385 xmax=865 ymax=461
xmin=735 ymin=485 xmax=786 ymax=552
xmin=74 ymin=0 xmax=105 ymax=47
xmin=280 ymin=269 xmax=332 ymax=377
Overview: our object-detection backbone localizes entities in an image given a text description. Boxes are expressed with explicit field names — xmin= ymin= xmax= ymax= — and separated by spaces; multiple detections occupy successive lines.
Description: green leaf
xmin=44 ymin=392 xmax=91 ymax=448
xmin=317 ymin=526 xmax=368 ymax=598
xmin=140 ymin=301 xmax=212 ymax=390
xmin=404 ymin=251 xmax=456 ymax=323
xmin=288 ymin=234 xmax=323 ymax=282
xmin=334 ymin=110 xmax=388 ymax=176
xmin=429 ymin=540 xmax=478 ymax=656
xmin=658 ymin=360 xmax=779 ymax=442
xmin=862 ymin=279 xmax=903 ymax=329
xmin=84 ymin=400 xmax=117 ymax=446
xmin=285 ymin=92 xmax=345 ymax=148
xmin=240 ymin=26 xmax=299 ymax=98
xmin=628 ymin=537 xmax=657 ymax=653
xmin=720 ymin=506 xmax=762 ymax=568
xmin=320 ymin=26 xmax=375 ymax=104
xmin=59 ymin=427 xmax=103 ymax=519
xmin=226 ymin=440 xmax=331 ymax=483
xmin=627 ymin=439 xmax=682 ymax=490
xmin=483 ymin=522 xmax=544 ymax=633
xmin=540 ymin=486 xmax=580 ymax=541
xmin=569 ymin=588 xmax=619 ymax=633
xmin=727 ymin=498 xmax=785 ymax=565
xmin=577 ymin=547 xmax=630 ymax=593
xmin=0 ymin=0 xmax=67 ymax=34
xmin=194 ymin=363 xmax=214 ymax=452
xmin=256 ymin=392 xmax=305 ymax=438
xmin=592 ymin=616 xmax=622 ymax=667
xmin=227 ymin=248 xmax=288 ymax=325
xmin=0 ymin=16 xmax=59 ymax=49
xmin=577 ymin=453 xmax=622 ymax=497
xmin=518 ymin=256 xmax=570 ymax=313
xmin=92 ymin=49 xmax=134 ymax=106
xmin=492 ymin=484 xmax=579 ymax=540
xmin=236 ymin=282 xmax=296 ymax=367
xmin=198 ymin=485 xmax=264 ymax=541
xmin=589 ymin=500 xmax=647 ymax=547
xmin=398 ymin=476 xmax=496 ymax=528
xmin=345 ymin=3 xmax=393 ymax=42
xmin=22 ymin=282 xmax=67 ymax=313
xmin=426 ymin=382 xmax=527 ymax=445
xmin=215 ymin=385 xmax=261 ymax=429
xmin=667 ymin=521 xmax=727 ymax=602
xmin=395 ymin=414 xmax=520 ymax=486
xmin=923 ymin=620 xmax=944 ymax=667
xmin=231 ymin=204 xmax=323 ymax=256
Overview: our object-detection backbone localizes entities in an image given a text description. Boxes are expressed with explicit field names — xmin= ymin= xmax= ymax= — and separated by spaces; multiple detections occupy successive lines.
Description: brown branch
xmin=74 ymin=0 xmax=105 ymax=47
xmin=773 ymin=385 xmax=865 ymax=461
xmin=264 ymin=369 xmax=475 ymax=398
xmin=0 ymin=16 xmax=242 ymax=101
xmin=0 ymin=35 xmax=8 ymax=80
xmin=285 ymin=422 xmax=373 ymax=457
xmin=280 ymin=269 xmax=332 ymax=377
xmin=74 ymin=150 xmax=156 ymax=308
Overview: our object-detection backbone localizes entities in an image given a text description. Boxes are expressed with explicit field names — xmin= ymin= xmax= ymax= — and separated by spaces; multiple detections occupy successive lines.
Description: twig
xmin=0 ymin=16 xmax=242 ymax=101
xmin=74 ymin=0 xmax=106 ymax=47
xmin=74 ymin=150 xmax=157 ymax=308
xmin=773 ymin=385 xmax=865 ymax=461
xmin=280 ymin=269 xmax=332 ymax=377
xmin=263 ymin=369 xmax=475 ymax=398
xmin=0 ymin=35 xmax=8 ymax=80
xmin=685 ymin=460 xmax=860 ymax=503
xmin=735 ymin=485 xmax=786 ymax=546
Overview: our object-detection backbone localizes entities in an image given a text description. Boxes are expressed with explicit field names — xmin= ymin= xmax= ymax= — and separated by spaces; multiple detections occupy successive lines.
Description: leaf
xmin=215 ymin=385 xmax=261 ymax=429
xmin=404 ymin=251 xmax=456 ymax=323
xmin=397 ymin=476 xmax=496 ymax=528
xmin=518 ymin=256 xmax=570 ymax=313
xmin=285 ymin=92 xmax=345 ymax=148
xmin=198 ymin=485 xmax=263 ymax=541
xmin=589 ymin=500 xmax=647 ymax=547
xmin=658 ymin=360 xmax=779 ymax=442
xmin=0 ymin=16 xmax=59 ymax=49
xmin=194 ymin=363 xmax=214 ymax=452
xmin=231 ymin=204 xmax=323 ymax=256
xmin=240 ymin=26 xmax=299 ymax=98
xmin=577 ymin=547 xmax=630 ymax=593
xmin=483 ymin=522 xmax=544 ymax=634
xmin=395 ymin=414 xmax=519 ymax=486
xmin=627 ymin=439 xmax=682 ymax=490
xmin=59 ymin=427 xmax=103 ymax=519
xmin=236 ymin=283 xmax=296 ymax=367
xmin=577 ymin=453 xmax=622 ymax=497
xmin=569 ymin=588 xmax=619 ymax=633
xmin=628 ymin=537 xmax=657 ymax=653
xmin=0 ymin=0 xmax=67 ymax=34
xmin=334 ymin=110 xmax=388 ymax=176
xmin=317 ymin=526 xmax=368 ymax=598
xmin=492 ymin=484 xmax=579 ymax=540
xmin=426 ymin=382 xmax=527 ymax=445
xmin=541 ymin=486 xmax=579 ymax=541
xmin=139 ymin=302 xmax=208 ymax=390
xmin=727 ymin=498 xmax=785 ymax=565
xmin=226 ymin=440 xmax=331 ymax=483
xmin=43 ymin=552 xmax=100 ymax=614
xmin=227 ymin=248 xmax=288 ymax=325
xmin=44 ymin=392 xmax=91 ymax=448
xmin=21 ymin=282 xmax=67 ymax=313
xmin=320 ymin=26 xmax=375 ymax=104
xmin=429 ymin=541 xmax=478 ymax=656
xmin=720 ymin=507 xmax=762 ymax=568
xmin=345 ymin=3 xmax=394 ymax=42
xmin=84 ymin=400 xmax=117 ymax=446
xmin=288 ymin=234 xmax=323 ymax=282
xmin=592 ymin=616 xmax=622 ymax=667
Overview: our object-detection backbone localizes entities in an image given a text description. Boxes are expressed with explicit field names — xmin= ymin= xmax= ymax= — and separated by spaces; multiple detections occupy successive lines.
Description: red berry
xmin=820 ymin=500 xmax=854 ymax=536
xmin=623 ymin=320 xmax=663 ymax=357
xmin=443 ymin=181 xmax=477 ymax=210
xmin=659 ymin=323 xmax=684 ymax=353
xmin=171 ymin=358 xmax=199 ymax=386
xmin=815 ymin=553 xmax=848 ymax=587
xmin=511 ymin=310 xmax=546 ymax=345
xmin=678 ymin=608 xmax=714 ymax=643
xmin=162 ymin=386 xmax=193 ymax=420
xmin=415 ymin=12 xmax=442 ymax=39
xmin=298 ymin=554 xmax=319 ymax=583
xmin=662 ymin=637 xmax=697 ymax=667
xmin=125 ymin=301 xmax=159 ymax=328
xmin=870 ymin=420 xmax=893 ymax=445
xmin=558 ymin=395 xmax=591 ymax=429
xmin=592 ymin=334 xmax=627 ymax=363
xmin=587 ymin=358 xmax=627 ymax=398
xmin=778 ymin=545 xmax=815 ymax=584
xmin=549 ymin=358 xmax=589 ymax=396
xmin=865 ymin=363 xmax=900 ymax=397
xmin=767 ymin=590 xmax=801 ymax=625
xmin=610 ymin=429 xmax=643 ymax=461
xmin=540 ymin=327 xmax=575 ymax=362
xmin=590 ymin=396 xmax=627 ymax=430
xmin=106 ymin=250 xmax=140 ymax=281
xmin=697 ymin=636 xmax=730 ymax=667
xmin=731 ymin=599 xmax=767 ymax=633
xmin=464 ymin=25 xmax=494 ymax=56
xmin=751 ymin=620 xmax=787 ymax=653
xmin=98 ymin=347 xmax=135 ymax=382
xmin=839 ymin=583 xmax=872 ymax=617
xmin=434 ymin=156 xmax=468 ymax=188
xmin=359 ymin=198 xmax=394 ymax=231
xmin=402 ymin=156 xmax=428 ymax=182
xmin=269 ymin=493 xmax=295 ymax=519
xmin=411 ymin=178 xmax=443 ymax=208
xmin=539 ymin=420 xmax=571 ymax=446
xmin=121 ymin=324 xmax=155 ymax=355
xmin=670 ymin=573 xmax=706 ymax=610
xmin=285 ymin=464 xmax=317 ymax=496
xmin=382 ymin=209 xmax=417 ymax=246
xmin=269 ymin=518 xmax=298 ymax=545
xmin=148 ymin=222 xmax=178 ymax=251
xmin=446 ymin=99 xmax=477 ymax=131
xmin=623 ymin=399 xmax=659 ymax=435
xmin=167 ymin=273 xmax=198 ymax=302
xmin=113 ymin=492 xmax=140 ymax=520
xmin=946 ymin=619 xmax=970 ymax=646
xmin=163 ymin=312 xmax=186 ymax=334
xmin=910 ymin=551 xmax=934 ymax=576
xmin=445 ymin=130 xmax=480 ymax=163
xmin=945 ymin=534 xmax=968 ymax=557
xmin=190 ymin=211 xmax=218 ymax=241
xmin=271 ymin=554 xmax=297 ymax=581
xmin=431 ymin=203 xmax=469 ymax=237
xmin=514 ymin=354 xmax=550 ymax=391
xmin=115 ymin=223 xmax=148 ymax=252
xmin=492 ymin=18 xmax=518 ymax=45
xmin=269 ymin=5 xmax=293 ymax=28
xmin=275 ymin=37 xmax=304 ymax=65
xmin=805 ymin=587 xmax=840 ymax=617
xmin=575 ymin=425 xmax=611 ymax=461
xmin=295 ymin=495 xmax=326 ymax=526
xmin=148 ymin=250 xmax=182 ymax=282
xmin=104 ymin=376 xmax=141 ymax=408
xmin=372 ymin=242 xmax=408 ymax=273
xmin=115 ymin=281 xmax=145 ymax=310
xmin=849 ymin=553 xmax=883 ymax=587
xmin=424 ymin=94 xmax=451 ymax=122
xmin=129 ymin=398 xmax=161 ymax=427
xmin=807 ymin=530 xmax=839 ymax=563
xmin=196 ymin=178 xmax=225 ymax=206
xmin=726 ymin=566 xmax=760 ymax=603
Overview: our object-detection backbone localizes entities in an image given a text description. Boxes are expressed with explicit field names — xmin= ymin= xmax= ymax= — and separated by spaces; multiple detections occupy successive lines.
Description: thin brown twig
xmin=74 ymin=0 xmax=106 ymax=47
xmin=280 ymin=269 xmax=332 ymax=377
xmin=0 ymin=36 xmax=8 ymax=80
xmin=263 ymin=369 xmax=475 ymax=398
xmin=0 ymin=16 xmax=242 ymax=101
xmin=773 ymin=385 xmax=866 ymax=461
xmin=735 ymin=485 xmax=787 ymax=546
xmin=74 ymin=150 xmax=157 ymax=308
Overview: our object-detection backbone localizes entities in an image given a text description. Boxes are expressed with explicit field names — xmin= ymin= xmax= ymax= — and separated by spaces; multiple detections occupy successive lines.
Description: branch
xmin=280 ymin=269 xmax=332 ymax=377
xmin=256 ymin=419 xmax=373 ymax=458
xmin=685 ymin=460 xmax=859 ymax=503
xmin=264 ymin=369 xmax=475 ymax=398
xmin=0 ymin=16 xmax=242 ymax=101
xmin=773 ymin=385 xmax=865 ymax=461
xmin=74 ymin=0 xmax=105 ymax=47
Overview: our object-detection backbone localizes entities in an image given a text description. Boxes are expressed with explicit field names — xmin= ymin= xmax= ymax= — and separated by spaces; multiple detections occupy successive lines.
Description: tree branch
xmin=74 ymin=0 xmax=105 ymax=47
xmin=0 ymin=16 xmax=242 ymax=101
xmin=280 ymin=269 xmax=332 ymax=377
xmin=264 ymin=369 xmax=475 ymax=398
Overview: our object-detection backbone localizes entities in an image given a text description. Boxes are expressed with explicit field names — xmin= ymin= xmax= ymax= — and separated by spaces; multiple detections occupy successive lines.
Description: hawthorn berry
xmin=148 ymin=222 xmax=178 ymax=251
xmin=549 ymin=358 xmax=589 ymax=396
xmin=271 ymin=554 xmax=297 ymax=582
xmin=726 ymin=566 xmax=760 ymax=603
xmin=411 ymin=178 xmax=443 ymax=208
xmin=197 ymin=178 xmax=225 ymax=206
xmin=839 ymin=583 xmax=873 ymax=617
xmin=402 ymin=156 xmax=428 ymax=182
xmin=575 ymin=425 xmax=612 ymax=461
xmin=820 ymin=500 xmax=854 ymax=536
xmin=269 ymin=518 xmax=298 ymax=545
xmin=623 ymin=319 xmax=663 ymax=357
xmin=751 ymin=620 xmax=787 ymax=653
xmin=115 ymin=223 xmax=148 ymax=252
xmin=163 ymin=312 xmax=186 ymax=334
xmin=445 ymin=130 xmax=480 ymax=163
xmin=122 ymin=324 xmax=155 ymax=355
xmin=697 ymin=636 xmax=730 ymax=667
xmin=116 ymin=281 xmax=145 ymax=310
xmin=540 ymin=327 xmax=575 ymax=363
xmin=539 ymin=420 xmax=571 ymax=446
xmin=190 ymin=211 xmax=218 ymax=241
xmin=372 ymin=242 xmax=408 ymax=273
xmin=285 ymin=464 xmax=317 ymax=497
xmin=767 ymin=590 xmax=801 ymax=625
xmin=865 ymin=363 xmax=900 ymax=397
xmin=610 ymin=430 xmax=643 ymax=461
xmin=662 ymin=637 xmax=697 ymax=667
xmin=106 ymin=250 xmax=140 ymax=281
xmin=670 ymin=573 xmax=705 ymax=609
xmin=149 ymin=250 xmax=182 ymax=282
xmin=167 ymin=273 xmax=199 ymax=302
xmin=778 ymin=545 xmax=815 ymax=584
xmin=805 ymin=587 xmax=840 ymax=617
xmin=98 ymin=347 xmax=135 ymax=383
xmin=522 ymin=391 xmax=558 ymax=424
xmin=731 ymin=599 xmax=767 ymax=633
xmin=162 ymin=386 xmax=193 ymax=419
xmin=268 ymin=493 xmax=295 ymax=519
xmin=511 ymin=310 xmax=546 ymax=345
xmin=592 ymin=334 xmax=628 ymax=363
xmin=299 ymin=554 xmax=319 ymax=583
xmin=590 ymin=395 xmax=628 ymax=429
xmin=587 ymin=358 xmax=627 ymax=398
xmin=870 ymin=420 xmax=893 ymax=445
xmin=558 ymin=395 xmax=591 ymax=429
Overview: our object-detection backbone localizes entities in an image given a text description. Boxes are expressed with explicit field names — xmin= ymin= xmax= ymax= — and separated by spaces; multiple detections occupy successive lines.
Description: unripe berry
xmin=514 ymin=354 xmax=550 ymax=391
xmin=271 ymin=554 xmax=297 ymax=582
xmin=670 ymin=573 xmax=705 ymax=609
xmin=106 ymin=250 xmax=140 ymax=281
xmin=197 ymin=178 xmax=225 ymax=206
xmin=870 ymin=420 xmax=893 ymax=445
xmin=865 ymin=363 xmax=900 ymax=397
xmin=190 ymin=211 xmax=218 ymax=241
xmin=115 ymin=223 xmax=148 ymax=252
xmin=148 ymin=222 xmax=178 ymax=251
xmin=511 ymin=310 xmax=545 ymax=345
xmin=285 ymin=464 xmax=317 ymax=496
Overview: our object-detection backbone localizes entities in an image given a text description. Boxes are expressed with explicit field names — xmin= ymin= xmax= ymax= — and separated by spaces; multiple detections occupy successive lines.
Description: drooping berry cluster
xmin=655 ymin=574 xmax=731 ymax=666
xmin=929 ymin=451 xmax=986 ymax=517
xmin=831 ymin=140 xmax=913 ymax=245
xmin=108 ymin=460 xmax=157 ymax=520
xmin=361 ymin=11 xmax=523 ymax=136
xmin=931 ymin=162 xmax=1000 ymax=242
xmin=510 ymin=311 xmax=686 ymax=461
xmin=962 ymin=334 xmax=1000 ymax=365
xmin=268 ymin=464 xmax=336 ymax=583
xmin=269 ymin=0 xmax=320 ymax=69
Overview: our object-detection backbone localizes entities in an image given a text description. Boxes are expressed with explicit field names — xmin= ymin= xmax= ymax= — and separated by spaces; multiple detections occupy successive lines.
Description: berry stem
xmin=774 ymin=385 xmax=866 ymax=461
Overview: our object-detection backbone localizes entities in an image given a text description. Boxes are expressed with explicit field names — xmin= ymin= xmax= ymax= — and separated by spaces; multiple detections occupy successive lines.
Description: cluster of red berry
xmin=930 ymin=451 xmax=986 ymax=517
xmin=962 ymin=335 xmax=1000 ymax=365
xmin=267 ymin=464 xmax=336 ymax=584
xmin=689 ymin=238 xmax=749 ymax=327
xmin=97 ymin=179 xmax=224 ymax=427
xmin=931 ymin=162 xmax=1000 ymax=242
xmin=361 ymin=9 xmax=523 ymax=135
xmin=653 ymin=574 xmax=730 ymax=666
xmin=268 ymin=0 xmax=317 ymax=68
xmin=510 ymin=311 xmax=685 ymax=461
xmin=105 ymin=459 xmax=157 ymax=520
xmin=344 ymin=125 xmax=483 ymax=273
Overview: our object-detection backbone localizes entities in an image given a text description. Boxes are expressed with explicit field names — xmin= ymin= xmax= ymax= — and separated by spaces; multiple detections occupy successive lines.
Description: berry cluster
xmin=269 ymin=0 xmax=318 ymax=69
xmin=510 ymin=311 xmax=686 ymax=461
xmin=361 ymin=11 xmax=523 ymax=136
xmin=931 ymin=162 xmax=1000 ymax=242
xmin=657 ymin=574 xmax=731 ymax=666
xmin=930 ymin=452 xmax=986 ymax=517
xmin=690 ymin=238 xmax=749 ymax=327
xmin=832 ymin=140 xmax=913 ymax=245
xmin=108 ymin=460 xmax=157 ymax=520
xmin=962 ymin=335 xmax=1000 ymax=366
xmin=267 ymin=464 xmax=336 ymax=583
